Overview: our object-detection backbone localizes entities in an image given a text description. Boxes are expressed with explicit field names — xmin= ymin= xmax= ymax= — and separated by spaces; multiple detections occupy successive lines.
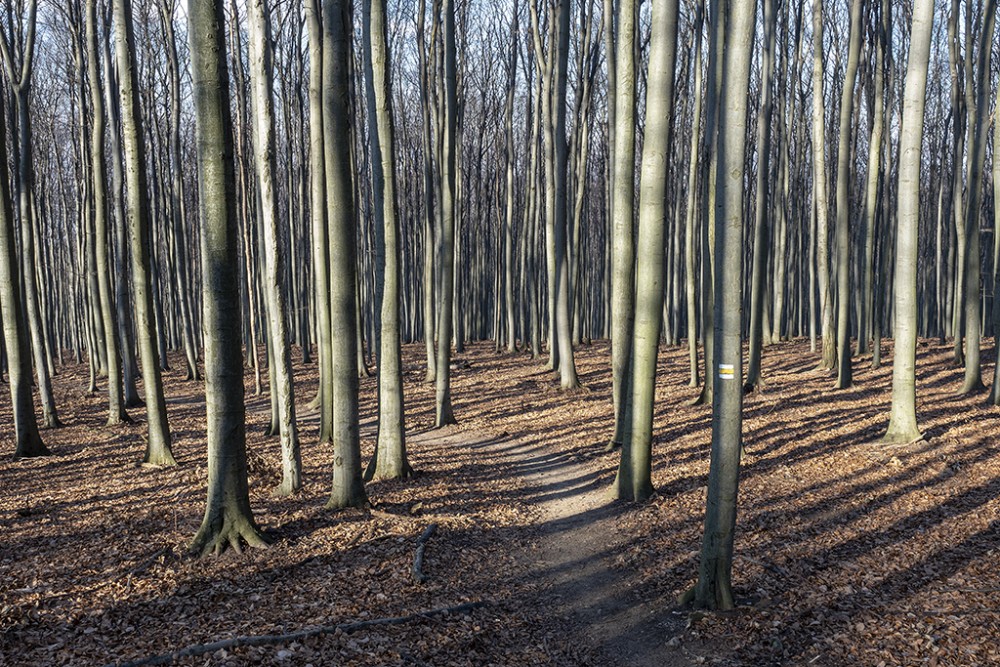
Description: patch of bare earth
xmin=2 ymin=338 xmax=1000 ymax=666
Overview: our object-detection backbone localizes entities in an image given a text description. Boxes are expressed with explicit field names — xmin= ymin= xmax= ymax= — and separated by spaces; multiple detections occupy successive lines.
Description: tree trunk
xmin=832 ymin=0 xmax=864 ymax=390
xmin=248 ymin=0 xmax=302 ymax=495
xmin=694 ymin=0 xmax=755 ymax=612
xmin=612 ymin=0 xmax=678 ymax=502
xmin=323 ymin=0 xmax=370 ymax=508
xmin=363 ymin=0 xmax=412 ymax=480
xmin=188 ymin=0 xmax=269 ymax=555
xmin=111 ymin=0 xmax=175 ymax=465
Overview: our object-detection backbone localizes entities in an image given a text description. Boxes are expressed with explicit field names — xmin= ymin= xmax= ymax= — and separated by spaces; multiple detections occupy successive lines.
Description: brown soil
xmin=2 ymin=338 xmax=999 ymax=666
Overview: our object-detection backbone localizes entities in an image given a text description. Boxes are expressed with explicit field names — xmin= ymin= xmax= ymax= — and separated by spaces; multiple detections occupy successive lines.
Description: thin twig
xmin=105 ymin=600 xmax=487 ymax=667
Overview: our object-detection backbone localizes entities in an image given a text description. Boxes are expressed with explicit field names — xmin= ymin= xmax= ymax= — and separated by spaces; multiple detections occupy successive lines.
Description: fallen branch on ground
xmin=105 ymin=600 xmax=487 ymax=667
xmin=412 ymin=523 xmax=438 ymax=583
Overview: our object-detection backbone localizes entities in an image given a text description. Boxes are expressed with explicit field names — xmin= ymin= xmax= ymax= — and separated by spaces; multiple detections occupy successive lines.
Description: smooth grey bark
xmin=745 ymin=0 xmax=778 ymax=393
xmin=607 ymin=0 xmax=636 ymax=445
xmin=247 ymin=0 xmax=302 ymax=495
xmin=306 ymin=0 xmax=334 ymax=441
xmin=991 ymin=47 xmax=1000 ymax=404
xmin=434 ymin=0 xmax=458 ymax=427
xmin=611 ymin=0 xmax=678 ymax=502
xmin=502 ymin=5 xmax=519 ymax=354
xmin=0 ymin=69 xmax=46 ymax=458
xmin=691 ymin=0 xmax=724 ymax=407
xmin=323 ymin=0 xmax=370 ymax=508
xmin=417 ymin=0 xmax=437 ymax=382
xmin=884 ymin=0 xmax=934 ymax=442
xmin=549 ymin=0 xmax=579 ymax=390
xmin=112 ymin=0 xmax=175 ymax=465
xmin=958 ymin=0 xmax=996 ymax=395
xmin=85 ymin=0 xmax=128 ymax=426
xmin=188 ymin=0 xmax=268 ymax=555
xmin=693 ymin=0 xmax=755 ymax=612
xmin=157 ymin=0 xmax=200 ymax=383
xmin=0 ymin=0 xmax=59 ymax=428
xmin=811 ymin=0 xmax=835 ymax=371
xmin=833 ymin=0 xmax=864 ymax=390
xmin=363 ymin=0 xmax=411 ymax=480
xmin=684 ymin=0 xmax=703 ymax=388
xmin=859 ymin=0 xmax=887 ymax=359
xmin=100 ymin=9 xmax=142 ymax=409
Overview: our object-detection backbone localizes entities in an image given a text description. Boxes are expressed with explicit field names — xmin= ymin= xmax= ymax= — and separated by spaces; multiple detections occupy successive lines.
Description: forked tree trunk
xmin=611 ymin=0 xmax=678 ymax=502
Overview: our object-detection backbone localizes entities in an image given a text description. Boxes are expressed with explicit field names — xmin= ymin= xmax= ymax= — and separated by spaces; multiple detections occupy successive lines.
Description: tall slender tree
xmin=0 ymin=58 xmax=46 ymax=458
xmin=0 ymin=0 xmax=60 ymax=428
xmin=324 ymin=0 xmax=370 ymax=508
xmin=363 ymin=0 xmax=412 ymax=480
xmin=884 ymin=0 xmax=935 ymax=442
xmin=611 ymin=0 xmax=678 ymax=502
xmin=434 ymin=0 xmax=459 ymax=427
xmin=693 ymin=0 xmax=756 ymax=611
xmin=833 ymin=0 xmax=865 ymax=390
xmin=247 ymin=0 xmax=302 ymax=495
xmin=188 ymin=0 xmax=269 ymax=554
xmin=85 ymin=0 xmax=129 ymax=426
xmin=112 ymin=0 xmax=175 ymax=465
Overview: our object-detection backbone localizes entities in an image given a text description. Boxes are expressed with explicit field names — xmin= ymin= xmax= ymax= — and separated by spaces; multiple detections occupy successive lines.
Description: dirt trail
xmin=480 ymin=435 xmax=696 ymax=666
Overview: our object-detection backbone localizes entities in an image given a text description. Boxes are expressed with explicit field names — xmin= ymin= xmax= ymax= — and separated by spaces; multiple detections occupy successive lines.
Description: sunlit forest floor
xmin=2 ymin=337 xmax=999 ymax=666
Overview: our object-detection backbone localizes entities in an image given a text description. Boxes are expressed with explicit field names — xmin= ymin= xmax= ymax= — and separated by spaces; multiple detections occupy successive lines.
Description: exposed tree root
xmin=104 ymin=600 xmax=487 ymax=667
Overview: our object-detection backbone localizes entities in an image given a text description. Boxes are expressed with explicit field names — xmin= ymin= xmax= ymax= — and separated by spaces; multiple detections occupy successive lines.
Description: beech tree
xmin=884 ymin=0 xmax=935 ymax=443
xmin=0 ymin=50 xmax=45 ymax=458
xmin=188 ymin=0 xmax=268 ymax=555
xmin=362 ymin=0 xmax=411 ymax=480
xmin=611 ymin=0 xmax=679 ymax=502
xmin=247 ymin=0 xmax=302 ymax=495
xmin=693 ymin=0 xmax=756 ymax=611
xmin=111 ymin=0 xmax=175 ymax=465
xmin=323 ymin=0 xmax=369 ymax=508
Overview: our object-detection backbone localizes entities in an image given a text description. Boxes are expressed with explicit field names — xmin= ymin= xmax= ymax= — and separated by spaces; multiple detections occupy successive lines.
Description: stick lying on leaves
xmin=412 ymin=523 xmax=438 ymax=583
xmin=104 ymin=600 xmax=487 ymax=667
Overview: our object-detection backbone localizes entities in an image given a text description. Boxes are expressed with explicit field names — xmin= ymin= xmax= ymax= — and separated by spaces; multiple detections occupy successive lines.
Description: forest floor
xmin=3 ymin=337 xmax=1000 ymax=666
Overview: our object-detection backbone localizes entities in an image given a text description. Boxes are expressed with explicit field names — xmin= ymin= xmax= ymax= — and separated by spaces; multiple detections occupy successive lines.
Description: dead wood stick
xmin=412 ymin=523 xmax=438 ymax=583
xmin=105 ymin=600 xmax=486 ymax=667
